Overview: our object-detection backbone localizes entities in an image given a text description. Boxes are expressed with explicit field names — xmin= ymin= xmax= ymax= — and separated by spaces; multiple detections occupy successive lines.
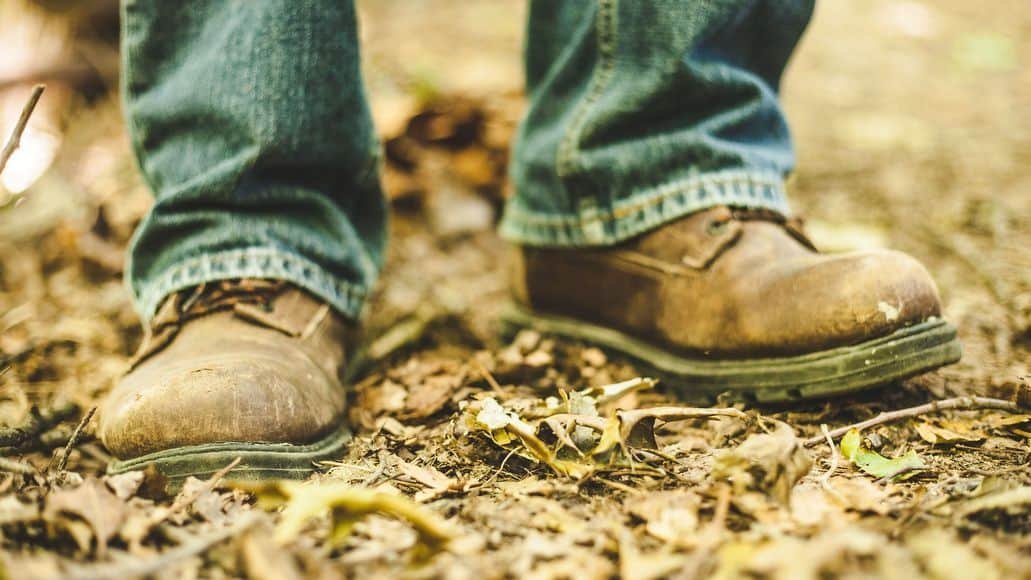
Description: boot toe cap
xmin=741 ymin=249 xmax=944 ymax=354
xmin=99 ymin=352 xmax=344 ymax=459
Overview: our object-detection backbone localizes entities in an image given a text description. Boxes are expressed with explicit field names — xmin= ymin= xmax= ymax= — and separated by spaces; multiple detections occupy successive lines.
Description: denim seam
xmin=133 ymin=247 xmax=367 ymax=322
xmin=555 ymin=0 xmax=618 ymax=179
xmin=500 ymin=169 xmax=788 ymax=246
xmin=508 ymin=169 xmax=785 ymax=227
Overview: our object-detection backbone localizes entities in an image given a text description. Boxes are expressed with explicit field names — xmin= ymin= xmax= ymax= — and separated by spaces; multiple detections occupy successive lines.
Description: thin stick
xmin=803 ymin=396 xmax=1020 ymax=447
xmin=595 ymin=476 xmax=639 ymax=494
xmin=710 ymin=483 xmax=731 ymax=530
xmin=478 ymin=447 xmax=518 ymax=489
xmin=54 ymin=406 xmax=97 ymax=473
xmin=0 ymin=403 xmax=78 ymax=448
xmin=472 ymin=356 xmax=505 ymax=396
xmin=0 ymin=84 xmax=45 ymax=175
xmin=818 ymin=423 xmax=849 ymax=503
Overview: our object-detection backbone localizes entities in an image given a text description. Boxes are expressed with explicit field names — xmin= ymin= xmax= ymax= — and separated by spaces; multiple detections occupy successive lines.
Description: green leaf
xmin=840 ymin=429 xmax=925 ymax=480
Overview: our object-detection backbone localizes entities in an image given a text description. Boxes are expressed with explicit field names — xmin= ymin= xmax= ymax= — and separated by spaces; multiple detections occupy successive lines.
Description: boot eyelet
xmin=706 ymin=220 xmax=731 ymax=236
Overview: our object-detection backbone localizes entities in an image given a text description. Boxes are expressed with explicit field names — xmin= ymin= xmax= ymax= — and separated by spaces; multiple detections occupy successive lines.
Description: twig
xmin=63 ymin=512 xmax=261 ymax=580
xmin=818 ymin=423 xmax=848 ymax=503
xmin=0 ymin=456 xmax=36 ymax=475
xmin=472 ymin=356 xmax=505 ymax=396
xmin=803 ymin=396 xmax=1021 ymax=447
xmin=595 ymin=476 xmax=640 ymax=494
xmin=479 ymin=447 xmax=518 ymax=488
xmin=359 ymin=461 xmax=387 ymax=487
xmin=0 ymin=84 xmax=45 ymax=175
xmin=0 ymin=403 xmax=78 ymax=448
xmin=710 ymin=482 xmax=731 ymax=530
xmin=876 ymin=464 xmax=926 ymax=484
xmin=54 ymin=406 xmax=97 ymax=473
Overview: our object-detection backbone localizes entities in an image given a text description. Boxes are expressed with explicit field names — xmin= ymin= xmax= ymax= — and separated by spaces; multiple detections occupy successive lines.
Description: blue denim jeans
xmin=123 ymin=0 xmax=813 ymax=321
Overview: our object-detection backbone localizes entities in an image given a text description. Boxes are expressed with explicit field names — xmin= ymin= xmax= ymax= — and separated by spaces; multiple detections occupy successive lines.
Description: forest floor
xmin=0 ymin=1 xmax=1028 ymax=578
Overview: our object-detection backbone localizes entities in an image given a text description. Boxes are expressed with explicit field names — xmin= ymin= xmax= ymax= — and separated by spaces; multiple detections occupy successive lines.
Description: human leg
xmin=504 ymin=1 xmax=960 ymax=401
xmin=101 ymin=0 xmax=381 ymax=481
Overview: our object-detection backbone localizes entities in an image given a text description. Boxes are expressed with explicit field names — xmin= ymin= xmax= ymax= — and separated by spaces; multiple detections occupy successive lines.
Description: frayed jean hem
xmin=132 ymin=247 xmax=367 ymax=323
xmin=499 ymin=169 xmax=791 ymax=247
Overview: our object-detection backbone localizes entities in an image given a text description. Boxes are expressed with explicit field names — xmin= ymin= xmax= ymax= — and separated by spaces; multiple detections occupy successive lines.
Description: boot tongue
xmin=129 ymin=279 xmax=292 ymax=369
xmin=730 ymin=207 xmax=817 ymax=251
xmin=629 ymin=206 xmax=816 ymax=270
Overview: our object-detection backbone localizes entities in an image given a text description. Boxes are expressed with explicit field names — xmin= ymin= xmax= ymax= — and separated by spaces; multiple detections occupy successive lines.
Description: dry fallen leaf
xmin=915 ymin=418 xmax=985 ymax=444
xmin=103 ymin=470 xmax=144 ymax=500
xmin=713 ymin=420 xmax=812 ymax=504
xmin=44 ymin=477 xmax=127 ymax=558
xmin=907 ymin=528 xmax=1004 ymax=580
xmin=241 ymin=525 xmax=304 ymax=580
xmin=625 ymin=490 xmax=701 ymax=546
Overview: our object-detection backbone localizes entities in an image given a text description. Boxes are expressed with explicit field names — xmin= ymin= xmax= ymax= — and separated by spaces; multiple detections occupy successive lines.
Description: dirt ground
xmin=0 ymin=1 xmax=1028 ymax=578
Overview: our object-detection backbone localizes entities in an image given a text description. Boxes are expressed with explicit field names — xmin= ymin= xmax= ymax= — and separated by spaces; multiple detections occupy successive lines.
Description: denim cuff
xmin=499 ymin=169 xmax=791 ymax=247
xmin=131 ymin=247 xmax=368 ymax=323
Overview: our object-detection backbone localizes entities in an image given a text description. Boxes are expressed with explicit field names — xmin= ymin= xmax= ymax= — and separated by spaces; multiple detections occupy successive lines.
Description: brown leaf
xmin=241 ymin=525 xmax=304 ymax=580
xmin=402 ymin=374 xmax=459 ymax=420
xmin=395 ymin=458 xmax=456 ymax=500
xmin=103 ymin=470 xmax=144 ymax=500
xmin=44 ymin=477 xmax=127 ymax=557
xmin=712 ymin=420 xmax=812 ymax=504
xmin=625 ymin=490 xmax=701 ymax=546
xmin=0 ymin=496 xmax=38 ymax=526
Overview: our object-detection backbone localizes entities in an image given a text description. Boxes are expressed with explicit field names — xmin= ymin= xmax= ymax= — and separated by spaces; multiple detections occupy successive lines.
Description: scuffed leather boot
xmin=506 ymin=206 xmax=961 ymax=402
xmin=100 ymin=279 xmax=354 ymax=482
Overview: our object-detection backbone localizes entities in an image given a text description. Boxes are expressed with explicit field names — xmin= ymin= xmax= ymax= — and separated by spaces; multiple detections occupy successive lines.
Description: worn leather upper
xmin=513 ymin=206 xmax=944 ymax=358
xmin=99 ymin=280 xmax=352 ymax=458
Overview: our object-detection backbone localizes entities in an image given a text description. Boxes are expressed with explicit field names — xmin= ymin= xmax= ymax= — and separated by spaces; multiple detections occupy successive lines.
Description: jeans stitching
xmin=134 ymin=247 xmax=367 ymax=321
xmin=555 ymin=0 xmax=618 ymax=179
xmin=500 ymin=175 xmax=787 ymax=247
xmin=505 ymin=170 xmax=785 ymax=227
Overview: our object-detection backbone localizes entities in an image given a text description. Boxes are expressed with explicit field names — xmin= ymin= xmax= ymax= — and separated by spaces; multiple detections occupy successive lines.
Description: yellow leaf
xmin=914 ymin=422 xmax=982 ymax=444
xmin=236 ymin=481 xmax=456 ymax=550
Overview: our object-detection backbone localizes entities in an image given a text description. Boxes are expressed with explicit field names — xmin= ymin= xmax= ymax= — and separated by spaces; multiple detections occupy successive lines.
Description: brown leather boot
xmin=505 ymin=206 xmax=961 ymax=402
xmin=100 ymin=279 xmax=354 ymax=482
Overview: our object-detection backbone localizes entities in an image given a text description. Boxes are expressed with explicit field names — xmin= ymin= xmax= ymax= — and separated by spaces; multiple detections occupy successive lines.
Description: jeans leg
xmin=502 ymin=0 xmax=814 ymax=247
xmin=122 ymin=0 xmax=385 ymax=321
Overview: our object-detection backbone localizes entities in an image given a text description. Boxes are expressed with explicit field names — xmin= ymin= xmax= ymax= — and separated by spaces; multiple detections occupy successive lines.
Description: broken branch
xmin=0 ymin=84 xmax=45 ymax=175
xmin=0 ymin=403 xmax=78 ymax=448
xmin=803 ymin=396 xmax=1021 ymax=447
xmin=54 ymin=406 xmax=97 ymax=473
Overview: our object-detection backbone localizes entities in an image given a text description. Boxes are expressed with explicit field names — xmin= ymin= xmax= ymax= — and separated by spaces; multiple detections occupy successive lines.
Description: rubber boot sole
xmin=106 ymin=424 xmax=352 ymax=488
xmin=501 ymin=302 xmax=962 ymax=403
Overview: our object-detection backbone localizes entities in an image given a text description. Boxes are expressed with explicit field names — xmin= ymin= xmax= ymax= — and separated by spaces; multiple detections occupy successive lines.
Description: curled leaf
xmin=235 ymin=481 xmax=456 ymax=550
xmin=840 ymin=429 xmax=925 ymax=480
xmin=463 ymin=392 xmax=745 ymax=479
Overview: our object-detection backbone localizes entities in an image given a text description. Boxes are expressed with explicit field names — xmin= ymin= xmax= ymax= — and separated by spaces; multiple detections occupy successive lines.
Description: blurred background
xmin=0 ymin=0 xmax=1027 ymax=409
